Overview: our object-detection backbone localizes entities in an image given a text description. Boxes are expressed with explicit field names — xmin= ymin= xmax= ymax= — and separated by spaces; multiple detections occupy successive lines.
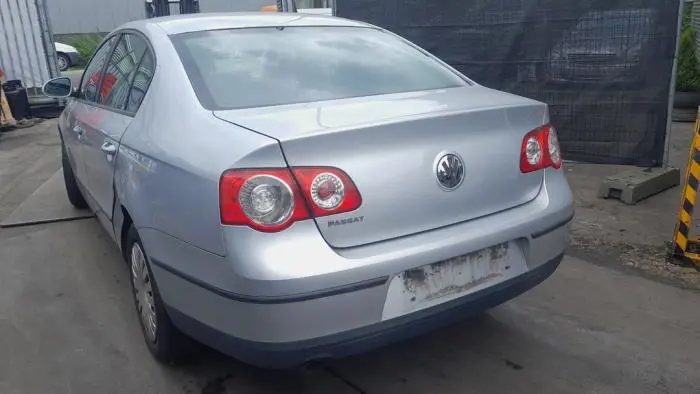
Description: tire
xmin=56 ymin=53 xmax=70 ymax=72
xmin=61 ymin=142 xmax=88 ymax=209
xmin=125 ymin=225 xmax=194 ymax=364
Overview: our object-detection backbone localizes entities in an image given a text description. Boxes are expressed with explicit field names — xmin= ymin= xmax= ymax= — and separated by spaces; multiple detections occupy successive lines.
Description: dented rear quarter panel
xmin=107 ymin=16 xmax=572 ymax=303
xmin=112 ymin=22 xmax=285 ymax=265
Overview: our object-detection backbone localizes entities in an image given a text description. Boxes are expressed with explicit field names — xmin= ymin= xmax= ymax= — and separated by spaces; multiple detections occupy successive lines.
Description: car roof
xmin=122 ymin=12 xmax=373 ymax=36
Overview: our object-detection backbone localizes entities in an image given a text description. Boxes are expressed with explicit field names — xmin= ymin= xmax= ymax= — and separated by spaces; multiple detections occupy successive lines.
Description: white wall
xmin=199 ymin=0 xmax=270 ymax=13
xmin=46 ymin=0 xmax=271 ymax=34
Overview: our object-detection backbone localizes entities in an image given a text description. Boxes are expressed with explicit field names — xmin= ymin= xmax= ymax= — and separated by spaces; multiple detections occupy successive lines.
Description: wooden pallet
xmin=0 ymin=84 xmax=17 ymax=127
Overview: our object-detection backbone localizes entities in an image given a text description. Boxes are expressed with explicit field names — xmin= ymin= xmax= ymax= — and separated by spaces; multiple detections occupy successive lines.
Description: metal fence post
xmin=35 ymin=0 xmax=57 ymax=81
xmin=664 ymin=0 xmax=687 ymax=167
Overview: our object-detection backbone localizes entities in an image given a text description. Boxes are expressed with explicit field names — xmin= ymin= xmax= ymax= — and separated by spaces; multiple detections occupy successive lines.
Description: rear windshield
xmin=171 ymin=26 xmax=468 ymax=110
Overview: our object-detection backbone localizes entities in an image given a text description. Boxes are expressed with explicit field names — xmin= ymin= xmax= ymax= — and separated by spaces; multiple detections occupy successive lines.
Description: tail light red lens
xmin=520 ymin=124 xmax=562 ymax=173
xmin=291 ymin=167 xmax=362 ymax=217
xmin=220 ymin=167 xmax=362 ymax=232
xmin=219 ymin=169 xmax=310 ymax=232
xmin=547 ymin=126 xmax=562 ymax=169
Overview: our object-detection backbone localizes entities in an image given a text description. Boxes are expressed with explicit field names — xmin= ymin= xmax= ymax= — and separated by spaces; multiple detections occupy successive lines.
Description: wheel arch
xmin=112 ymin=188 xmax=132 ymax=257
xmin=112 ymin=149 xmax=148 ymax=259
xmin=120 ymin=203 xmax=134 ymax=259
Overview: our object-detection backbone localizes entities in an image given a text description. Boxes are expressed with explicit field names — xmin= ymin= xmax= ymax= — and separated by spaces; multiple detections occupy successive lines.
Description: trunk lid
xmin=214 ymin=86 xmax=548 ymax=248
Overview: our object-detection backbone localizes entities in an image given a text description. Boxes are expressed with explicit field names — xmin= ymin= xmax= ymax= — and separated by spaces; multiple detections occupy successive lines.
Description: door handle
xmin=73 ymin=124 xmax=84 ymax=139
xmin=101 ymin=141 xmax=117 ymax=156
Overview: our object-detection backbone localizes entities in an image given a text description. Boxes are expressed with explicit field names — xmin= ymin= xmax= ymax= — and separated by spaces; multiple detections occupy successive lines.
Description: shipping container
xmin=0 ymin=0 xmax=58 ymax=101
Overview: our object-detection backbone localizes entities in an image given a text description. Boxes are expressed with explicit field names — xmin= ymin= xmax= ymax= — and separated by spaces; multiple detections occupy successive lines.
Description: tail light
xmin=290 ymin=168 xmax=362 ymax=217
xmin=520 ymin=124 xmax=562 ymax=173
xmin=220 ymin=167 xmax=362 ymax=232
xmin=219 ymin=169 xmax=309 ymax=232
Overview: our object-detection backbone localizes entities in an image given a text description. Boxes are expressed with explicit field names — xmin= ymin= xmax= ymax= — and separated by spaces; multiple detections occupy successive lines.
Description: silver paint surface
xmin=56 ymin=13 xmax=573 ymax=344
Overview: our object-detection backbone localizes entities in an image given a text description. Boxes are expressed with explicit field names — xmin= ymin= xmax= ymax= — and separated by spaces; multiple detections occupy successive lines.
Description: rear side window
xmin=99 ymin=33 xmax=149 ymax=111
xmin=171 ymin=26 xmax=467 ymax=110
xmin=80 ymin=35 xmax=117 ymax=102
xmin=125 ymin=50 xmax=155 ymax=113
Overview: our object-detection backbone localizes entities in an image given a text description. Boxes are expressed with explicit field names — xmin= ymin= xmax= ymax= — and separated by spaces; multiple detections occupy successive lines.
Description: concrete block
xmin=672 ymin=107 xmax=698 ymax=123
xmin=598 ymin=166 xmax=681 ymax=205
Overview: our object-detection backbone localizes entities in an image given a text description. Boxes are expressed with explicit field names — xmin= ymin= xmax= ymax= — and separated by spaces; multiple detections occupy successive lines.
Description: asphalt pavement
xmin=1 ymin=121 xmax=699 ymax=394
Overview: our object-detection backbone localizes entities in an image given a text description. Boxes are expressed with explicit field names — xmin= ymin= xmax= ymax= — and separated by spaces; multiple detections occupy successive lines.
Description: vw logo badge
xmin=435 ymin=153 xmax=465 ymax=191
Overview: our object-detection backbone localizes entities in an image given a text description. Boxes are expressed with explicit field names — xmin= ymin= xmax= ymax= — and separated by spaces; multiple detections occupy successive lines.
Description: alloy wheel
xmin=57 ymin=56 xmax=68 ymax=71
xmin=131 ymin=243 xmax=157 ymax=343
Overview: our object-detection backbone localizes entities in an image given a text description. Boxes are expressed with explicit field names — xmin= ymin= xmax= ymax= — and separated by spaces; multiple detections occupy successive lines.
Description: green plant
xmin=676 ymin=5 xmax=700 ymax=92
xmin=70 ymin=35 xmax=104 ymax=62
xmin=676 ymin=24 xmax=700 ymax=92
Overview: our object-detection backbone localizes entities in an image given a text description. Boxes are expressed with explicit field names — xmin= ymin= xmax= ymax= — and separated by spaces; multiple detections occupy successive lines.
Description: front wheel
xmin=125 ymin=225 xmax=194 ymax=364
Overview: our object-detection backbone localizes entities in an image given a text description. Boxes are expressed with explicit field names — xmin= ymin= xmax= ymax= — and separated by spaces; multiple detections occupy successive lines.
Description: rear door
xmin=67 ymin=35 xmax=117 ymax=186
xmin=79 ymin=32 xmax=154 ymax=230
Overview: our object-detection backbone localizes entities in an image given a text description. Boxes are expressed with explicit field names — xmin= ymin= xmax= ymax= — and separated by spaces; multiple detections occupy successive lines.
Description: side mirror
xmin=42 ymin=77 xmax=74 ymax=98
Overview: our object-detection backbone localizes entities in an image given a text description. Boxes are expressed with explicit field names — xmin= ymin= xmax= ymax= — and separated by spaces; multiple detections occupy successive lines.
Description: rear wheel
xmin=125 ymin=225 xmax=194 ymax=364
xmin=61 ymin=142 xmax=88 ymax=209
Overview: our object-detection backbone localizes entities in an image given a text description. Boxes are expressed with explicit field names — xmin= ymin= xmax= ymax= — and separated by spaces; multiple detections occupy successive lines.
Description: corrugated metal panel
xmin=0 ymin=0 xmax=58 ymax=92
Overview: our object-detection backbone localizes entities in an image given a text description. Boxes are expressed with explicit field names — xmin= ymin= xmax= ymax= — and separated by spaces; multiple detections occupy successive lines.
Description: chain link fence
xmin=336 ymin=0 xmax=681 ymax=166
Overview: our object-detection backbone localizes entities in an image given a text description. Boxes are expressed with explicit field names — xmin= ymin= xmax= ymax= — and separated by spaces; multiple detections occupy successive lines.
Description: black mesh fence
xmin=335 ymin=0 xmax=681 ymax=166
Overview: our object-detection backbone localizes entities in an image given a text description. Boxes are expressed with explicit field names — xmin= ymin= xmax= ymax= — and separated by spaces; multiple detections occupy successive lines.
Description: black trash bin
xmin=2 ymin=80 xmax=31 ymax=120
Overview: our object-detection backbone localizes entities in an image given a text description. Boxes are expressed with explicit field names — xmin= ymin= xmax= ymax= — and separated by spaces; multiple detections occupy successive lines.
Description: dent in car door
xmin=80 ymin=105 xmax=132 ymax=230
xmin=81 ymin=33 xmax=153 ymax=233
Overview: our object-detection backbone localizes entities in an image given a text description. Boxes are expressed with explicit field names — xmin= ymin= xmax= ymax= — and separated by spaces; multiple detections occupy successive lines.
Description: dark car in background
xmin=55 ymin=42 xmax=82 ymax=72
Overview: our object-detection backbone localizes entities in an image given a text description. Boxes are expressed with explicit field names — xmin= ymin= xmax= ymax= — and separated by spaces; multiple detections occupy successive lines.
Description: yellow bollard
xmin=673 ymin=106 xmax=700 ymax=266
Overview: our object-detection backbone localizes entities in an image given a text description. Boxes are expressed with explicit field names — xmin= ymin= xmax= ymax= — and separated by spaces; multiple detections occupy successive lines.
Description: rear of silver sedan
xmin=151 ymin=17 xmax=574 ymax=368
xmin=160 ymin=169 xmax=571 ymax=368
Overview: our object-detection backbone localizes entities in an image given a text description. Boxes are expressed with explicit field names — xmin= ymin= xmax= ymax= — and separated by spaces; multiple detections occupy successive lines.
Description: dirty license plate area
xmin=381 ymin=243 xmax=527 ymax=320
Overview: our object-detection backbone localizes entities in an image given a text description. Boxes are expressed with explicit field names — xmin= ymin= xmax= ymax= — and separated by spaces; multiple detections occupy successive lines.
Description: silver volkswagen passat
xmin=43 ymin=12 xmax=574 ymax=368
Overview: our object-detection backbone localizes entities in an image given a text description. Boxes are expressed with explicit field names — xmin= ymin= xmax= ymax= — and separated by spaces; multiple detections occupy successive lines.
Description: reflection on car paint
xmin=548 ymin=8 xmax=656 ymax=84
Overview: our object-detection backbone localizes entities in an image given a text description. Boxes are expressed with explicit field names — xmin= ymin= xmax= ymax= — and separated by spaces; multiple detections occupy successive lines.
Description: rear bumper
xmin=165 ymin=253 xmax=564 ymax=369
xmin=144 ymin=167 xmax=572 ymax=365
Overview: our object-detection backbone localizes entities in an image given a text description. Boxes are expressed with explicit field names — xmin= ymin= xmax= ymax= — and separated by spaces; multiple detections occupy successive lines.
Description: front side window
xmin=171 ymin=26 xmax=467 ymax=110
xmin=99 ymin=33 xmax=149 ymax=111
xmin=80 ymin=35 xmax=117 ymax=102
